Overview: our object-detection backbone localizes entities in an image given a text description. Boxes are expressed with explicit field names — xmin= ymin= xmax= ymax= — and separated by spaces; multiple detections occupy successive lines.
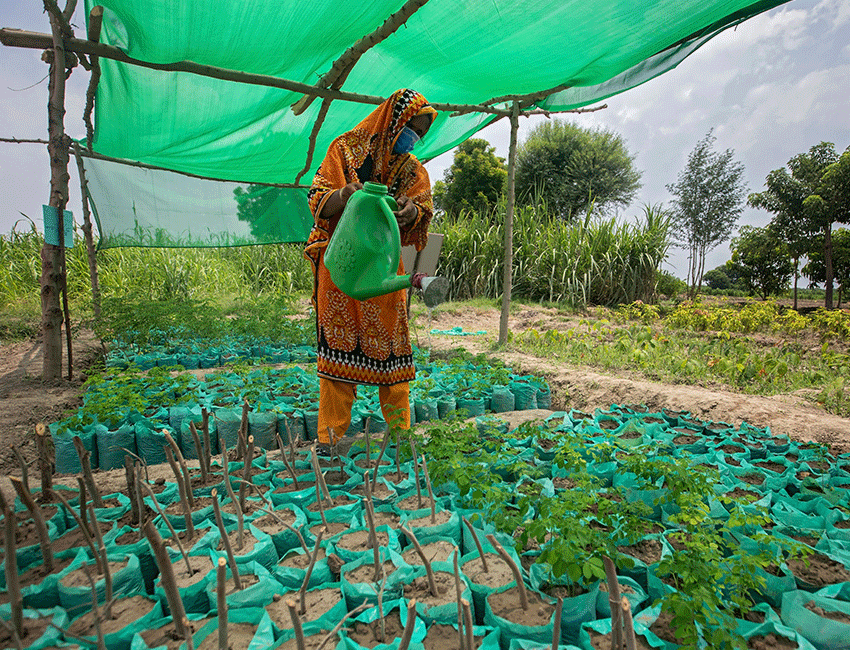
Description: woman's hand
xmin=393 ymin=195 xmax=418 ymax=229
xmin=340 ymin=182 xmax=363 ymax=204
xmin=319 ymin=181 xmax=362 ymax=220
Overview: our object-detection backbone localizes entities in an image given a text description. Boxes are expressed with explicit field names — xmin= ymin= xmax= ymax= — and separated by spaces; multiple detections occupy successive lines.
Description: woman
xmin=304 ymin=88 xmax=437 ymax=453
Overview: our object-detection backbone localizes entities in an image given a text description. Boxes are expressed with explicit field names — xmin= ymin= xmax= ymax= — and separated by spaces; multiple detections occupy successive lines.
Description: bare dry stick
xmin=461 ymin=517 xmax=489 ymax=573
xmin=211 ymin=489 xmax=242 ymax=591
xmin=237 ymin=400 xmax=249 ymax=460
xmin=453 ymin=550 xmax=464 ymax=650
xmin=80 ymin=566 xmax=108 ymax=650
xmin=120 ymin=447 xmax=150 ymax=484
xmin=36 ymin=422 xmax=53 ymax=498
xmin=133 ymin=462 xmax=147 ymax=540
xmin=312 ymin=471 xmax=329 ymax=529
xmin=397 ymin=599 xmax=418 ymax=650
xmin=420 ymin=454 xmax=437 ymax=524
xmin=276 ymin=432 xmax=300 ymax=488
xmin=552 ymin=596 xmax=563 ymax=650
xmin=52 ymin=488 xmax=104 ymax=574
xmin=462 ymin=598 xmax=475 ymax=650
xmin=282 ymin=417 xmax=297 ymax=465
xmin=11 ymin=445 xmax=29 ymax=492
xmin=124 ymin=456 xmax=139 ymax=526
xmin=223 ymin=464 xmax=245 ymax=552
xmin=139 ymin=482 xmax=193 ymax=575
xmin=362 ymin=496 xmax=381 ymax=583
xmin=76 ymin=476 xmax=89 ymax=535
xmin=395 ymin=429 xmax=403 ymax=484
xmin=621 ymin=597 xmax=637 ymax=650
xmin=143 ymin=520 xmax=190 ymax=642
xmin=485 ymin=534 xmax=528 ymax=610
xmin=409 ymin=438 xmax=423 ymax=509
xmin=2 ymin=503 xmax=24 ymax=640
xmin=285 ymin=599 xmax=307 ymax=650
xmin=298 ymin=526 xmax=326 ymax=616
xmin=372 ymin=423 xmax=392 ymax=486
xmin=189 ymin=422 xmax=208 ymax=483
xmin=163 ymin=432 xmax=194 ymax=509
xmin=400 ymin=525 xmax=438 ymax=597
xmin=73 ymin=435 xmax=103 ymax=507
xmin=201 ymin=408 xmax=212 ymax=476
xmin=88 ymin=503 xmax=113 ymax=619
xmin=9 ymin=476 xmax=54 ymax=572
xmin=310 ymin=444 xmax=333 ymax=502
xmin=164 ymin=444 xmax=194 ymax=539
xmin=603 ymin=555 xmax=623 ymax=650
xmin=239 ymin=434 xmax=255 ymax=514
xmin=362 ymin=470 xmax=379 ymax=551
xmin=216 ymin=557 xmax=228 ymax=650
xmin=258 ymin=506 xmax=309 ymax=553
xmin=314 ymin=601 xmax=369 ymax=650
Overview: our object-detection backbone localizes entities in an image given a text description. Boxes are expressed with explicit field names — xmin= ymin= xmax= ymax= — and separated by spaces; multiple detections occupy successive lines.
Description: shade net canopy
xmin=82 ymin=0 xmax=788 ymax=247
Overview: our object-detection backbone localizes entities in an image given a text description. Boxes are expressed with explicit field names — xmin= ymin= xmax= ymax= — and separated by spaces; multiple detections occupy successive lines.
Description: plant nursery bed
xmin=345 ymin=611 xmax=407 ymax=648
xmin=68 ymin=594 xmax=156 ymax=637
xmin=266 ymin=588 xmax=343 ymax=630
xmin=589 ymin=631 xmax=656 ymax=650
xmin=403 ymin=571 xmax=457 ymax=606
xmin=787 ymin=552 xmax=850 ymax=587
xmin=487 ymin=585 xmax=554 ymax=626
xmin=747 ymin=634 xmax=799 ymax=649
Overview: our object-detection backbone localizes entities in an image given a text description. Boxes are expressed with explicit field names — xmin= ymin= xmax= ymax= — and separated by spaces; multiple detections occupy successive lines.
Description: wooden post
xmin=41 ymin=0 xmax=74 ymax=380
xmin=499 ymin=102 xmax=520 ymax=346
xmin=72 ymin=142 xmax=101 ymax=318
xmin=35 ymin=422 xmax=53 ymax=498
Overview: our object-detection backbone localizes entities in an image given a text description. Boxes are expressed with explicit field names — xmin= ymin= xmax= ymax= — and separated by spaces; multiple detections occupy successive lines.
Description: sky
xmin=1 ymin=0 xmax=849 ymax=279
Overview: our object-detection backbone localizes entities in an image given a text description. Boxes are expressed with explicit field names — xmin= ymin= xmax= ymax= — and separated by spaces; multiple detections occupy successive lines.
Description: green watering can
xmin=324 ymin=181 xmax=449 ymax=305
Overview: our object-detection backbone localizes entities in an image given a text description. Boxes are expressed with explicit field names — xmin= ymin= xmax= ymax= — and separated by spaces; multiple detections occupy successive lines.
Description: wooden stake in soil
xmin=276 ymin=432 xmax=300 ymax=488
xmin=133 ymin=462 xmax=147 ymax=538
xmin=211 ymin=489 xmax=242 ymax=591
xmin=73 ymin=435 xmax=103 ymax=507
xmin=139 ymin=482 xmax=193 ymax=576
xmin=409 ymin=438 xmax=423 ymax=509
xmin=124 ymin=455 xmax=139 ymax=526
xmin=453 ymin=550 xmax=464 ymax=650
xmin=603 ymin=555 xmax=622 ymax=650
xmin=52 ymin=488 xmax=104 ymax=574
xmin=485 ymin=534 xmax=528 ymax=610
xmin=400 ymin=525 xmax=438 ymax=597
xmin=420 ymin=454 xmax=437 ymax=524
xmin=189 ymin=421 xmax=208 ymax=483
xmin=552 ymin=596 xmax=563 ymax=650
xmin=298 ymin=526 xmax=326 ymax=616
xmin=143 ymin=520 xmax=190 ymax=642
xmin=164 ymin=443 xmax=194 ymax=539
xmin=238 ymin=434 xmax=255 ymax=514
xmin=36 ymin=422 xmax=53 ymax=498
xmin=224 ymin=477 xmax=245 ymax=553
xmin=397 ymin=599 xmax=418 ymax=650
xmin=621 ymin=597 xmax=638 ymax=650
xmin=76 ymin=476 xmax=90 ymax=535
xmin=88 ymin=503 xmax=113 ymax=619
xmin=461 ymin=517 xmax=489 ymax=573
xmin=2 ymin=502 xmax=24 ymax=640
xmin=237 ymin=400 xmax=250 ymax=460
xmin=362 ymin=470 xmax=379 ymax=551
xmin=462 ymin=598 xmax=475 ymax=650
xmin=310 ymin=444 xmax=333 ymax=502
xmin=216 ymin=557 xmax=228 ymax=650
xmin=80 ymin=566 xmax=108 ymax=650
xmin=286 ymin=599 xmax=307 ymax=650
xmin=314 ymin=602 xmax=369 ymax=650
xmin=201 ymin=408 xmax=212 ymax=477
xmin=164 ymin=431 xmax=194 ymax=509
xmin=9 ymin=476 xmax=54 ymax=572
xmin=372 ymin=424 xmax=393 ymax=486
xmin=11 ymin=446 xmax=29 ymax=492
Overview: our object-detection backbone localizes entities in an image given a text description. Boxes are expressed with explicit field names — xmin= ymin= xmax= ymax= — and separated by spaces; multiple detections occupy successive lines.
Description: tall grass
xmin=432 ymin=198 xmax=672 ymax=308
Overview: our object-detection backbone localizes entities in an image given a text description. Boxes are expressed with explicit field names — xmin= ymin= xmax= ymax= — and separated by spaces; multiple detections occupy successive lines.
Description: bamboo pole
xmin=499 ymin=101 xmax=519 ymax=346
xmin=72 ymin=141 xmax=101 ymax=318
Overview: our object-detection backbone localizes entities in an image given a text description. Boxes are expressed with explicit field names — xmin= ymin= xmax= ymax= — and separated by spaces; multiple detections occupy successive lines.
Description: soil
xmin=486 ymin=585 xmax=554 ymax=627
xmin=345 ymin=559 xmax=399 ymax=584
xmin=68 ymin=594 xmax=156 ymax=637
xmin=405 ymin=510 xmax=453 ymax=529
xmin=617 ymin=538 xmax=662 ymax=565
xmin=805 ymin=600 xmax=850 ymax=623
xmin=423 ymin=623 xmax=484 ymax=650
xmin=787 ymin=552 xmax=850 ymax=587
xmin=649 ymin=610 xmax=686 ymax=645
xmin=60 ymin=559 xmax=128 ymax=588
xmin=138 ymin=617 xmax=214 ymax=650
xmin=280 ymin=547 xmax=327 ymax=570
xmin=747 ymin=634 xmax=798 ymax=649
xmin=0 ymin=614 xmax=52 ymax=649
xmin=403 ymin=570 xmax=458 ymax=608
xmin=265 ymin=588 xmax=343 ymax=630
xmin=346 ymin=611 xmax=407 ymax=648
xmin=589 ymin=631 xmax=655 ymax=650
xmin=402 ymin=540 xmax=457 ymax=566
xmin=196 ymin=622 xmax=257 ymax=650
xmin=462 ymin=553 xmax=515 ymax=589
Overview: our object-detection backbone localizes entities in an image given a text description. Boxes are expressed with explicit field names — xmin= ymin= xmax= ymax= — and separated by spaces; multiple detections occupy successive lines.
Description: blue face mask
xmin=393 ymin=126 xmax=421 ymax=154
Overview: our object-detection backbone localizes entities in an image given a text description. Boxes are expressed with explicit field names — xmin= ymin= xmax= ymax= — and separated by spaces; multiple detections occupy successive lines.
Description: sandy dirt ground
xmin=1 ymin=300 xmax=848 ymax=497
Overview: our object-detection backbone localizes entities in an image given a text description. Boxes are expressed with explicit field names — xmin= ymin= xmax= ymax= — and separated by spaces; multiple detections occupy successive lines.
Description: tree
xmin=749 ymin=142 xmax=850 ymax=309
xmin=433 ymin=138 xmax=507 ymax=216
xmin=666 ymin=130 xmax=748 ymax=299
xmin=803 ymin=228 xmax=850 ymax=308
xmin=514 ymin=120 xmax=641 ymax=220
xmin=730 ymin=225 xmax=793 ymax=300
xmin=703 ymin=268 xmax=731 ymax=291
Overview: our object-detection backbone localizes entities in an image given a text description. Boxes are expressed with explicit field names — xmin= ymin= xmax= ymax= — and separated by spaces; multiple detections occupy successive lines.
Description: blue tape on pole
xmin=43 ymin=205 xmax=73 ymax=248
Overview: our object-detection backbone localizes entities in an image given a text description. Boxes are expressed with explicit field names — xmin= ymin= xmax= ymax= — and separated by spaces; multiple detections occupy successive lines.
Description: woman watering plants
xmin=304 ymin=88 xmax=437 ymax=455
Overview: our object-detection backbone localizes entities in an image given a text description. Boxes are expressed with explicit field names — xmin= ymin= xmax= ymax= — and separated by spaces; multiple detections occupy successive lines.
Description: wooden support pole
xmin=41 ymin=1 xmax=74 ymax=381
xmin=83 ymin=5 xmax=103 ymax=152
xmin=498 ymin=102 xmax=520 ymax=346
xmin=36 ymin=422 xmax=53 ymax=498
xmin=72 ymin=141 xmax=101 ymax=318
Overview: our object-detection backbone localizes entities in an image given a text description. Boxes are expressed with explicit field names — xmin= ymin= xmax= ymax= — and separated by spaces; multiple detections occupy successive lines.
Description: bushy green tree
xmin=730 ymin=225 xmax=793 ymax=299
xmin=703 ymin=268 xmax=731 ymax=291
xmin=749 ymin=142 xmax=850 ymax=309
xmin=514 ymin=120 xmax=641 ymax=221
xmin=432 ymin=138 xmax=507 ymax=216
xmin=667 ymin=130 xmax=748 ymax=299
xmin=804 ymin=227 xmax=850 ymax=308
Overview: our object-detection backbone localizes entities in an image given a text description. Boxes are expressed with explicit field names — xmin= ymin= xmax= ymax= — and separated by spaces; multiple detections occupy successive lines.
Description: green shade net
xmin=82 ymin=0 xmax=788 ymax=247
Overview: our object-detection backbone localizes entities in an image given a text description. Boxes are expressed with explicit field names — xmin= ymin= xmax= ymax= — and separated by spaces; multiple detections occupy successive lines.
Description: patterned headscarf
xmin=305 ymin=89 xmax=437 ymax=270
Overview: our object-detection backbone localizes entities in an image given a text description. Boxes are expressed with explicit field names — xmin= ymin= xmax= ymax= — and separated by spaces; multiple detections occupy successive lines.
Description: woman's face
xmin=406 ymin=113 xmax=434 ymax=140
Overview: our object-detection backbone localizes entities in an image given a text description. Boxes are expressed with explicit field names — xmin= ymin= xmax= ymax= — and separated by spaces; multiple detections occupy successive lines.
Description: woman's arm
xmin=318 ymin=181 xmax=363 ymax=221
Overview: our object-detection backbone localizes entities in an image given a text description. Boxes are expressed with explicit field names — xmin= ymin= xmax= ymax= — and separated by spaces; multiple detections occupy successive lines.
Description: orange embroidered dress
xmin=304 ymin=89 xmax=436 ymax=386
